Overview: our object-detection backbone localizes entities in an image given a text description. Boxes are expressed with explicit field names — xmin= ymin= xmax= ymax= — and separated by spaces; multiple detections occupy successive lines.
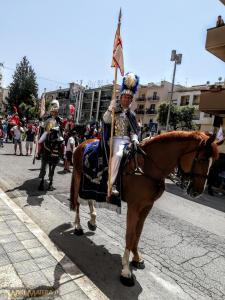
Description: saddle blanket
xmin=79 ymin=140 xmax=122 ymax=213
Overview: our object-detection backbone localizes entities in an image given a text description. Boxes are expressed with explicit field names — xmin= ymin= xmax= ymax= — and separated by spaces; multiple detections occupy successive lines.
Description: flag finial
xmin=118 ymin=8 xmax=122 ymax=24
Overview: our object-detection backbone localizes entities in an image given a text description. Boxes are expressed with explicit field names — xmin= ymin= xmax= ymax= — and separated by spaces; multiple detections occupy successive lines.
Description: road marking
xmin=0 ymin=188 xmax=108 ymax=300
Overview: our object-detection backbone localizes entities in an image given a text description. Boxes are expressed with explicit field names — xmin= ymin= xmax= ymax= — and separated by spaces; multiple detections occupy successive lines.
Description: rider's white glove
xmin=108 ymin=99 xmax=116 ymax=112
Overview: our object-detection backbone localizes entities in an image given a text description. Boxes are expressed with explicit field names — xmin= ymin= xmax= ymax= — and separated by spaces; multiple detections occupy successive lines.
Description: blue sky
xmin=0 ymin=0 xmax=224 ymax=94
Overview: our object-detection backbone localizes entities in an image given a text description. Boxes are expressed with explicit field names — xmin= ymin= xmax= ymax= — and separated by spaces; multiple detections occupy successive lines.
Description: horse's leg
xmin=38 ymin=158 xmax=47 ymax=191
xmin=71 ymin=166 xmax=84 ymax=235
xmin=87 ymin=200 xmax=97 ymax=231
xmin=120 ymin=205 xmax=140 ymax=286
xmin=74 ymin=202 xmax=83 ymax=235
xmin=48 ymin=163 xmax=56 ymax=191
xmin=131 ymin=205 xmax=153 ymax=269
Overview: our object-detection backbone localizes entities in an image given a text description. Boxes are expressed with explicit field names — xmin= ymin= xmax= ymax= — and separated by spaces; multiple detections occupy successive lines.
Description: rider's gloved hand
xmin=108 ymin=99 xmax=116 ymax=112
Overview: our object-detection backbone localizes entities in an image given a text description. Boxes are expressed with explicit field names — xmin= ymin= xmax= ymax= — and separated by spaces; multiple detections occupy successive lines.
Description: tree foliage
xmin=7 ymin=56 xmax=38 ymax=118
xmin=158 ymin=103 xmax=195 ymax=130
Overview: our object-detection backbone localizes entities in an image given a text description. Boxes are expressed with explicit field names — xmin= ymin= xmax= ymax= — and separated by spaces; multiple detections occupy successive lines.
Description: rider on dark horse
xmin=103 ymin=72 xmax=143 ymax=196
xmin=37 ymin=99 xmax=64 ymax=191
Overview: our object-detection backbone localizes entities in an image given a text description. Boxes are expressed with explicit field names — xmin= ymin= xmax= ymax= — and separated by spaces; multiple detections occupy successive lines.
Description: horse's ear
xmin=216 ymin=139 xmax=224 ymax=146
xmin=206 ymin=134 xmax=216 ymax=147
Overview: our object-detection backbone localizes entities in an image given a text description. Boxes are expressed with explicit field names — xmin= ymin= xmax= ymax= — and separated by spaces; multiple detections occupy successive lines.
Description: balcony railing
xmin=206 ymin=25 xmax=225 ymax=62
xmin=146 ymin=109 xmax=157 ymax=114
xmin=147 ymin=96 xmax=160 ymax=101
xmin=199 ymin=88 xmax=225 ymax=114
xmin=134 ymin=109 xmax=145 ymax=114
xmin=136 ymin=96 xmax=146 ymax=101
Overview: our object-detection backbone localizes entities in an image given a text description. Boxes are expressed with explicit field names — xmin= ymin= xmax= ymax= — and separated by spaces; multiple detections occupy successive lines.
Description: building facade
xmin=131 ymin=80 xmax=183 ymax=126
xmin=0 ymin=87 xmax=9 ymax=115
xmin=172 ymin=85 xmax=214 ymax=131
xmin=44 ymin=83 xmax=120 ymax=124
xmin=199 ymin=0 xmax=225 ymax=127
xmin=45 ymin=82 xmax=83 ymax=120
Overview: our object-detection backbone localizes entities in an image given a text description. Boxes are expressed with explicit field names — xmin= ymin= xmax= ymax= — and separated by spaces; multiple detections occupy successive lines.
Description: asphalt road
xmin=1 ymin=142 xmax=225 ymax=300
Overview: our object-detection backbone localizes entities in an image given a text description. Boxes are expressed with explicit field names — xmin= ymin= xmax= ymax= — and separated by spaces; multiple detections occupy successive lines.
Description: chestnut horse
xmin=70 ymin=131 xmax=219 ymax=286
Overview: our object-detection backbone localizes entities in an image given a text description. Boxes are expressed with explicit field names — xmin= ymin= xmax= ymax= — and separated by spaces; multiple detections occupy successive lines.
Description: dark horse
xmin=38 ymin=129 xmax=63 ymax=191
xmin=70 ymin=131 xmax=219 ymax=286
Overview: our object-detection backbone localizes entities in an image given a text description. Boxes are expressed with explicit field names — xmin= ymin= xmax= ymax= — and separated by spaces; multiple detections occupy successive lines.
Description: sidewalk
xmin=0 ymin=189 xmax=107 ymax=300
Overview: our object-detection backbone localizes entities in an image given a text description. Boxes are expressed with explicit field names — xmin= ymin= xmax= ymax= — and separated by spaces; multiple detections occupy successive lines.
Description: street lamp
xmin=166 ymin=50 xmax=182 ymax=131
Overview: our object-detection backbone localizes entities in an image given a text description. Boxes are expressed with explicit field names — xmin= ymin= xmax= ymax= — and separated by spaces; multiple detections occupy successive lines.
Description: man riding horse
xmin=37 ymin=99 xmax=64 ymax=191
xmin=103 ymin=72 xmax=143 ymax=196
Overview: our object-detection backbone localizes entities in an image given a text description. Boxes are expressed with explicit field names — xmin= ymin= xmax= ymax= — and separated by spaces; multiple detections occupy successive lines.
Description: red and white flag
xmin=40 ymin=92 xmax=46 ymax=118
xmin=111 ymin=10 xmax=124 ymax=76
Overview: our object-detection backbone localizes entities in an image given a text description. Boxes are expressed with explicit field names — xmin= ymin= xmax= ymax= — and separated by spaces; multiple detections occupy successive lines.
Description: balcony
xmin=199 ymin=87 xmax=225 ymax=114
xmin=206 ymin=25 xmax=225 ymax=62
xmin=146 ymin=109 xmax=157 ymax=114
xmin=134 ymin=109 xmax=145 ymax=114
xmin=147 ymin=96 xmax=160 ymax=101
xmin=136 ymin=96 xmax=146 ymax=101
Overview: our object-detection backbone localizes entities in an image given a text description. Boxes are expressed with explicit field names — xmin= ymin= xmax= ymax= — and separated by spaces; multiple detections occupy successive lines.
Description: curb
xmin=0 ymin=188 xmax=108 ymax=300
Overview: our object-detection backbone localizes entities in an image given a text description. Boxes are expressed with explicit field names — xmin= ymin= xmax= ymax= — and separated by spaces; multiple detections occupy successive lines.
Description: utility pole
xmin=166 ymin=50 xmax=182 ymax=131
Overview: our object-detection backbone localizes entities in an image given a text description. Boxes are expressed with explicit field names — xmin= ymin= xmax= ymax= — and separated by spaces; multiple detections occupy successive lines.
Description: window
xmin=193 ymin=95 xmax=200 ymax=105
xmin=150 ymin=104 xmax=155 ymax=110
xmin=204 ymin=113 xmax=211 ymax=118
xmin=180 ymin=95 xmax=190 ymax=106
xmin=138 ymin=104 xmax=144 ymax=109
xmin=193 ymin=111 xmax=200 ymax=120
xmin=153 ymin=92 xmax=157 ymax=100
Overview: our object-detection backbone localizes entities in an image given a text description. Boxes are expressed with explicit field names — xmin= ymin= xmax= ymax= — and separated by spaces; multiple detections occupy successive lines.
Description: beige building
xmin=131 ymin=80 xmax=183 ymax=126
xmin=172 ymin=85 xmax=214 ymax=131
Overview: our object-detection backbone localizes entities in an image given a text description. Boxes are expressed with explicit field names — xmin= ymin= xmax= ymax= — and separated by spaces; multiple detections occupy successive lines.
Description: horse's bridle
xmin=141 ymin=139 xmax=210 ymax=183
xmin=178 ymin=140 xmax=210 ymax=181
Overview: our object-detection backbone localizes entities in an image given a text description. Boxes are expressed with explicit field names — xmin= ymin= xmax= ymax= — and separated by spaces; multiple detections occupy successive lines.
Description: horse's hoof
xmin=131 ymin=260 xmax=145 ymax=269
xmin=48 ymin=185 xmax=54 ymax=191
xmin=38 ymin=184 xmax=44 ymax=191
xmin=87 ymin=221 xmax=97 ymax=231
xmin=74 ymin=228 xmax=84 ymax=236
xmin=120 ymin=274 xmax=135 ymax=287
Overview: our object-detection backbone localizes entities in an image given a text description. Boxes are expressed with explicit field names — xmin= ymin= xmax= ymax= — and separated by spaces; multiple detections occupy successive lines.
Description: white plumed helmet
xmin=50 ymin=99 xmax=59 ymax=112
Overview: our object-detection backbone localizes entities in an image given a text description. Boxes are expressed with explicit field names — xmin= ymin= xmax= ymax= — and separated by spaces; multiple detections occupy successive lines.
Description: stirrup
xmin=111 ymin=185 xmax=119 ymax=196
xmin=133 ymin=167 xmax=144 ymax=175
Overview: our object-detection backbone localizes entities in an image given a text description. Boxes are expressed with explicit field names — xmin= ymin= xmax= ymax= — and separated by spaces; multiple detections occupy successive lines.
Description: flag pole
xmin=107 ymin=9 xmax=122 ymax=199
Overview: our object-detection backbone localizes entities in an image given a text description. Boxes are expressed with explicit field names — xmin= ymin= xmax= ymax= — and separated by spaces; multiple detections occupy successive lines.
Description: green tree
xmin=180 ymin=106 xmax=195 ymax=130
xmin=7 ymin=56 xmax=38 ymax=118
xmin=157 ymin=103 xmax=180 ymax=130
xmin=158 ymin=103 xmax=195 ymax=131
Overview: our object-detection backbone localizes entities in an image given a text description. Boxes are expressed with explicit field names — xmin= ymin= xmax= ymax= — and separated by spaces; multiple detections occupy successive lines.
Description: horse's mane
xmin=141 ymin=131 xmax=219 ymax=159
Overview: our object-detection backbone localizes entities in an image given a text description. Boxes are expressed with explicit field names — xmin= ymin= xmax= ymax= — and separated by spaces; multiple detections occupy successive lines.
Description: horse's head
xmin=179 ymin=134 xmax=219 ymax=198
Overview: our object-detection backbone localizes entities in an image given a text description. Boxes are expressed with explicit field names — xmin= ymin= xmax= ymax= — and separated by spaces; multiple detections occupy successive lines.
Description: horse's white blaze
xmin=121 ymin=248 xmax=131 ymax=278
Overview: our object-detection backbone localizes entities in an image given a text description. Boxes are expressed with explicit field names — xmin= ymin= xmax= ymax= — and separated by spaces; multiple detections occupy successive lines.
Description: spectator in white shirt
xmin=64 ymin=131 xmax=76 ymax=172
xmin=10 ymin=123 xmax=24 ymax=155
